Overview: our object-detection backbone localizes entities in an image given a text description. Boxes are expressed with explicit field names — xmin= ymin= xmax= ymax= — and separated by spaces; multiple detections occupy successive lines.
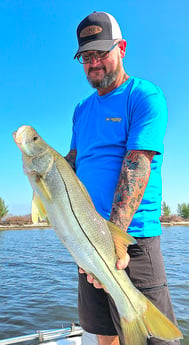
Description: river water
xmin=0 ymin=226 xmax=188 ymax=344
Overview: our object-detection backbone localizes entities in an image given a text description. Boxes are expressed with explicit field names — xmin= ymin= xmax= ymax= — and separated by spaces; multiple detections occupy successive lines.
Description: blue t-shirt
xmin=70 ymin=77 xmax=168 ymax=237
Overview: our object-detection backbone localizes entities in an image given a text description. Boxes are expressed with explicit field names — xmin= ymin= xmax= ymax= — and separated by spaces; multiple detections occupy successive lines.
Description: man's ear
xmin=118 ymin=40 xmax=127 ymax=58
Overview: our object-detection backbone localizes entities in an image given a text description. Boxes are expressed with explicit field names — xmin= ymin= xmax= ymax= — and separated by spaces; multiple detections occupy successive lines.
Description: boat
xmin=0 ymin=324 xmax=98 ymax=345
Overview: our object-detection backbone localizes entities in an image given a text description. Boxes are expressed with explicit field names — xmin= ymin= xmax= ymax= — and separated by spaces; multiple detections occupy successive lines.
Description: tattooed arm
xmin=108 ymin=150 xmax=156 ymax=271
xmin=110 ymin=150 xmax=156 ymax=230
xmin=64 ymin=149 xmax=77 ymax=171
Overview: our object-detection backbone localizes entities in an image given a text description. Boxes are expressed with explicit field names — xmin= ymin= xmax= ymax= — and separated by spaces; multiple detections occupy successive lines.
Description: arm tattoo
xmin=64 ymin=149 xmax=77 ymax=171
xmin=109 ymin=150 xmax=156 ymax=231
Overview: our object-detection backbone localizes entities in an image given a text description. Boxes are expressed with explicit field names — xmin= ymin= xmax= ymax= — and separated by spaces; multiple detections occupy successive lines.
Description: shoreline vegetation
xmin=161 ymin=221 xmax=189 ymax=226
xmin=0 ymin=218 xmax=189 ymax=231
xmin=1 ymin=201 xmax=189 ymax=230
xmin=0 ymin=223 xmax=51 ymax=230
xmin=1 ymin=222 xmax=189 ymax=231
xmin=0 ymin=214 xmax=51 ymax=231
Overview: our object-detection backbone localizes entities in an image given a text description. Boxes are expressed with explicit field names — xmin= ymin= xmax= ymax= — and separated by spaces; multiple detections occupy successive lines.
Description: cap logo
xmin=80 ymin=25 xmax=102 ymax=37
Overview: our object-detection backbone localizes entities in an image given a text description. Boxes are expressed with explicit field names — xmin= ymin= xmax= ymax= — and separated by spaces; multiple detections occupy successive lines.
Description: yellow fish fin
xmin=120 ymin=316 xmax=148 ymax=345
xmin=36 ymin=175 xmax=52 ymax=201
xmin=106 ymin=221 xmax=136 ymax=259
xmin=32 ymin=193 xmax=48 ymax=224
xmin=120 ymin=297 xmax=183 ymax=345
xmin=143 ymin=298 xmax=183 ymax=341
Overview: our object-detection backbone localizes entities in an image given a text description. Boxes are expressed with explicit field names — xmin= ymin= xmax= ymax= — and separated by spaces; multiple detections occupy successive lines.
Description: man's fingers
xmin=86 ymin=274 xmax=94 ymax=284
xmin=116 ymin=253 xmax=130 ymax=270
xmin=79 ymin=267 xmax=105 ymax=290
xmin=79 ymin=251 xmax=130 ymax=277
xmin=87 ymin=274 xmax=103 ymax=289
xmin=79 ymin=267 xmax=85 ymax=274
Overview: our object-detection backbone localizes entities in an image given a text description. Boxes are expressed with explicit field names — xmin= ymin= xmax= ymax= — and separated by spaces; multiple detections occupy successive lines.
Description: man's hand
xmin=116 ymin=252 xmax=130 ymax=270
xmin=79 ymin=268 xmax=103 ymax=289
xmin=79 ymin=252 xmax=130 ymax=291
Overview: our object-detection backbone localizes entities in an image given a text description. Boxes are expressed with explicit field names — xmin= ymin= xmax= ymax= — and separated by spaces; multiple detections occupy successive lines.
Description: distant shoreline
xmin=161 ymin=221 xmax=189 ymax=226
xmin=0 ymin=223 xmax=51 ymax=231
xmin=0 ymin=221 xmax=189 ymax=231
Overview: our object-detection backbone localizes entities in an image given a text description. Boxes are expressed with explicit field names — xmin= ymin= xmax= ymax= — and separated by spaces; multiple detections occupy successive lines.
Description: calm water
xmin=0 ymin=226 xmax=188 ymax=344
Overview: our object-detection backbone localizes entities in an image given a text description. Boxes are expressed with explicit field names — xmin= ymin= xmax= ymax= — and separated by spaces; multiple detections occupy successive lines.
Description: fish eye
xmin=33 ymin=136 xmax=38 ymax=141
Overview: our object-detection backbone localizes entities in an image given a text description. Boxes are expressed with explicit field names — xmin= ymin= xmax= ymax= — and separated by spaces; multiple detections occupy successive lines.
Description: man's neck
xmin=97 ymin=71 xmax=129 ymax=96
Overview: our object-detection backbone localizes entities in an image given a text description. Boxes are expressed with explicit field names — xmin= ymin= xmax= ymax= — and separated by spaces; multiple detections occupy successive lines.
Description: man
xmin=65 ymin=11 xmax=179 ymax=345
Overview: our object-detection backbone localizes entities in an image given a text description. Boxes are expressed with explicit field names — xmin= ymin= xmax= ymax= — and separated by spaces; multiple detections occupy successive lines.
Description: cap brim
xmin=74 ymin=40 xmax=115 ymax=59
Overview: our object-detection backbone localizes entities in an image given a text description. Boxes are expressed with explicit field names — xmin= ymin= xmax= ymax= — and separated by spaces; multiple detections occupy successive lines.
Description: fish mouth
xmin=13 ymin=125 xmax=28 ymax=144
xmin=13 ymin=130 xmax=17 ymax=142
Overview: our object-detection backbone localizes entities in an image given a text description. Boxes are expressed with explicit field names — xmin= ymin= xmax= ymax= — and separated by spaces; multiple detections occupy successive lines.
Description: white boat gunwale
xmin=0 ymin=324 xmax=83 ymax=345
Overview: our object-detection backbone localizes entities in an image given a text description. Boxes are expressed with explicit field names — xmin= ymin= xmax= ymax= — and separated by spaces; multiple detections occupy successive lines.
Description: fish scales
xmin=30 ymin=152 xmax=117 ymax=279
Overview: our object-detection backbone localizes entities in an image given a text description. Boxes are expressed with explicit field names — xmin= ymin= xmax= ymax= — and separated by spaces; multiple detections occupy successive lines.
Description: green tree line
xmin=0 ymin=198 xmax=9 ymax=220
xmin=161 ymin=201 xmax=189 ymax=219
xmin=1 ymin=197 xmax=189 ymax=221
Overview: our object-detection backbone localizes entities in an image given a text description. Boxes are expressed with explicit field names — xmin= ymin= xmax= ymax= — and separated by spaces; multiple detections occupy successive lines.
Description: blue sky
xmin=0 ymin=0 xmax=188 ymax=216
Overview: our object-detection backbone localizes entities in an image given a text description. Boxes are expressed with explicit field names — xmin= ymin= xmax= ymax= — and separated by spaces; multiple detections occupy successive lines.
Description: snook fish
xmin=13 ymin=125 xmax=182 ymax=345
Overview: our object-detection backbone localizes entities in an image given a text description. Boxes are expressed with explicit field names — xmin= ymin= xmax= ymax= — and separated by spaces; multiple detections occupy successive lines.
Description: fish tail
xmin=120 ymin=298 xmax=183 ymax=345
xmin=120 ymin=317 xmax=148 ymax=345
xmin=142 ymin=298 xmax=183 ymax=341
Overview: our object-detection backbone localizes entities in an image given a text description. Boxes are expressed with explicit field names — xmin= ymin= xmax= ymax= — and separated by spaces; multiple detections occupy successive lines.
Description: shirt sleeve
xmin=127 ymin=88 xmax=168 ymax=154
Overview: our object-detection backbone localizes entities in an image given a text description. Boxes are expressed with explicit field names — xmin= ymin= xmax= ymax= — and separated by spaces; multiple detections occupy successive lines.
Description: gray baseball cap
xmin=74 ymin=11 xmax=122 ymax=59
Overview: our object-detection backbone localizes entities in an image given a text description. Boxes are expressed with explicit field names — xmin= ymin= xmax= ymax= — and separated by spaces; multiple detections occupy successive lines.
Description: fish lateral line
xmin=55 ymin=162 xmax=140 ymax=306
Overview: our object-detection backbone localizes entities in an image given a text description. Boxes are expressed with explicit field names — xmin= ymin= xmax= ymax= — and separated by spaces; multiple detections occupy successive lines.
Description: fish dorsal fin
xmin=106 ymin=221 xmax=136 ymax=259
xmin=32 ymin=193 xmax=48 ymax=224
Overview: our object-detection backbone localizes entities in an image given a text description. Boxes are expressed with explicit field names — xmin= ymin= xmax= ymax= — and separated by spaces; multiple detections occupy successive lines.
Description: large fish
xmin=13 ymin=125 xmax=182 ymax=345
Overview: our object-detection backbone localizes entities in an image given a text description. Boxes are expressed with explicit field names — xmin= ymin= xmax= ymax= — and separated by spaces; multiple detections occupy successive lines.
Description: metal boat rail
xmin=0 ymin=324 xmax=83 ymax=345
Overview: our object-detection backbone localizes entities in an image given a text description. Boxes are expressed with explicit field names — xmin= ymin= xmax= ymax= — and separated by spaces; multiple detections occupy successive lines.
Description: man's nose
xmin=89 ymin=55 xmax=99 ymax=65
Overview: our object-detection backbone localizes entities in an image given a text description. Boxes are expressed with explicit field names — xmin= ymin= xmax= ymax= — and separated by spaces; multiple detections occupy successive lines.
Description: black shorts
xmin=78 ymin=236 xmax=180 ymax=345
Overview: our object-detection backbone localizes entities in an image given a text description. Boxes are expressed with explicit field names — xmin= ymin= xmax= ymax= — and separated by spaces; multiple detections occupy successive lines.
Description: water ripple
xmin=0 ymin=227 xmax=188 ymax=344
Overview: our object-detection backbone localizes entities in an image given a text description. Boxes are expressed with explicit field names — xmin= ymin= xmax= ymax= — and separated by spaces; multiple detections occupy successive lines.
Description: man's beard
xmin=87 ymin=61 xmax=121 ymax=90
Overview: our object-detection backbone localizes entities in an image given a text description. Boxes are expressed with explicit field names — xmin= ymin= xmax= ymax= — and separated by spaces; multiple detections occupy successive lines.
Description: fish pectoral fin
xmin=106 ymin=221 xmax=136 ymax=260
xmin=35 ymin=175 xmax=52 ymax=201
xmin=32 ymin=193 xmax=49 ymax=224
